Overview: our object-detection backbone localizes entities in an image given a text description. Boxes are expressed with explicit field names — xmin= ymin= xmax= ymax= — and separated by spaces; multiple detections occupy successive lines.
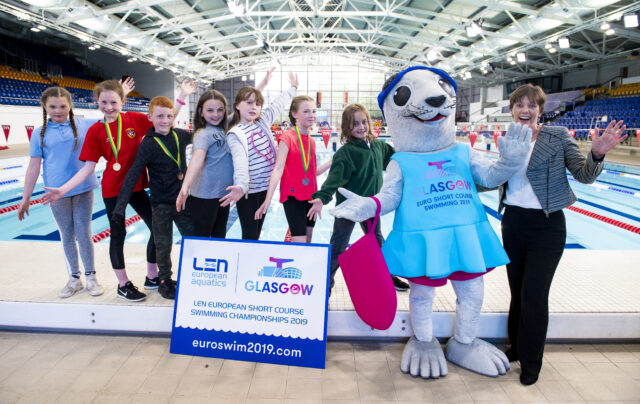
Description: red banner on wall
xmin=273 ymin=130 xmax=283 ymax=143
xmin=493 ymin=131 xmax=502 ymax=148
xmin=569 ymin=130 xmax=576 ymax=137
xmin=469 ymin=131 xmax=478 ymax=148
xmin=2 ymin=125 xmax=9 ymax=142
xmin=321 ymin=130 xmax=331 ymax=149
xmin=25 ymin=125 xmax=35 ymax=141
xmin=636 ymin=129 xmax=640 ymax=147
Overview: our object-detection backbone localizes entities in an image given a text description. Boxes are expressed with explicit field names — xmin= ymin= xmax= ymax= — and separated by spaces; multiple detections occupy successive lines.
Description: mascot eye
xmin=438 ymin=79 xmax=454 ymax=97
xmin=393 ymin=86 xmax=411 ymax=106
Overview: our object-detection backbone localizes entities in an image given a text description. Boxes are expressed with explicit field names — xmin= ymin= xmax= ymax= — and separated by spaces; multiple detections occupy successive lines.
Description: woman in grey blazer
xmin=499 ymin=84 xmax=627 ymax=385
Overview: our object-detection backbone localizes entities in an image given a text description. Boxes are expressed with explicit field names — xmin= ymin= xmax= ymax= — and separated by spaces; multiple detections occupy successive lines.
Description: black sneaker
xmin=392 ymin=276 xmax=410 ymax=292
xmin=117 ymin=281 xmax=147 ymax=302
xmin=144 ymin=276 xmax=160 ymax=290
xmin=158 ymin=279 xmax=176 ymax=300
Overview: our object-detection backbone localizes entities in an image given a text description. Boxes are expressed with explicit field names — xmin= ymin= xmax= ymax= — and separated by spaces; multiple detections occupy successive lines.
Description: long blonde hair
xmin=40 ymin=87 xmax=78 ymax=150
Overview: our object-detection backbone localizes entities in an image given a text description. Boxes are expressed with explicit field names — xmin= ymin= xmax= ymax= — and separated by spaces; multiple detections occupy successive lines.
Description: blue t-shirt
xmin=29 ymin=118 xmax=99 ymax=198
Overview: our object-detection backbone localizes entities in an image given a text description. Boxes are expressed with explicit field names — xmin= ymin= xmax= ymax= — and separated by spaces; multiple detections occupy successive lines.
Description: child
xmin=308 ymin=104 xmax=409 ymax=293
xmin=42 ymin=79 xmax=195 ymax=302
xmin=18 ymin=87 xmax=103 ymax=298
xmin=255 ymin=95 xmax=331 ymax=242
xmin=112 ymin=96 xmax=194 ymax=299
xmin=227 ymin=72 xmax=298 ymax=240
xmin=175 ymin=90 xmax=247 ymax=237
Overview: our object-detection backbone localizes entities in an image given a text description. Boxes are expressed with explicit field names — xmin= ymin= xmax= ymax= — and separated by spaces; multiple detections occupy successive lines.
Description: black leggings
xmin=282 ymin=196 xmax=316 ymax=237
xmin=501 ymin=205 xmax=566 ymax=376
xmin=236 ymin=190 xmax=267 ymax=240
xmin=188 ymin=195 xmax=230 ymax=238
xmin=103 ymin=191 xmax=156 ymax=269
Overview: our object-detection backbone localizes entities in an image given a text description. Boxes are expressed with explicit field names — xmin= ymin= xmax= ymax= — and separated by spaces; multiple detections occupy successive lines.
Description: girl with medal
xmin=112 ymin=96 xmax=194 ymax=300
xmin=255 ymin=96 xmax=331 ymax=243
xmin=226 ymin=71 xmax=299 ymax=240
xmin=42 ymin=78 xmax=195 ymax=302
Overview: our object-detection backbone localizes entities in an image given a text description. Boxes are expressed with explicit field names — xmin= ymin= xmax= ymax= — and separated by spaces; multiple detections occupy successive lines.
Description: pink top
xmin=279 ymin=127 xmax=317 ymax=203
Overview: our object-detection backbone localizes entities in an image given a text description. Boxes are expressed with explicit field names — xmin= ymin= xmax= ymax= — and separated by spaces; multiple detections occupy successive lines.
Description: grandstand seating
xmin=549 ymin=96 xmax=640 ymax=140
xmin=609 ymin=82 xmax=640 ymax=97
xmin=0 ymin=66 xmax=149 ymax=112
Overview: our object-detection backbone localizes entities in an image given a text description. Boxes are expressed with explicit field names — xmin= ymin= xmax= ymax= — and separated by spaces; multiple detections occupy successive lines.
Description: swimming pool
xmin=2 ymin=144 xmax=639 ymax=250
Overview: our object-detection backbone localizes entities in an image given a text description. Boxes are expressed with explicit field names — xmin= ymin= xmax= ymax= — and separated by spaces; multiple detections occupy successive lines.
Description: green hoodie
xmin=312 ymin=138 xmax=395 ymax=206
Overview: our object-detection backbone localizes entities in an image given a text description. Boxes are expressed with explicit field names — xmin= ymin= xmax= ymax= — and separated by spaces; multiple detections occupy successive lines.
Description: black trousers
xmin=329 ymin=217 xmax=383 ymax=292
xmin=501 ymin=205 xmax=566 ymax=375
xmin=151 ymin=203 xmax=194 ymax=281
xmin=103 ymin=191 xmax=156 ymax=269
xmin=236 ymin=190 xmax=267 ymax=240
xmin=188 ymin=195 xmax=230 ymax=238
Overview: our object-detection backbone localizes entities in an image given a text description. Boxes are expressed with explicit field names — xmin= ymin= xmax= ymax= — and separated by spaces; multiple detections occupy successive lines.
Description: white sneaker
xmin=59 ymin=277 xmax=83 ymax=298
xmin=85 ymin=274 xmax=104 ymax=296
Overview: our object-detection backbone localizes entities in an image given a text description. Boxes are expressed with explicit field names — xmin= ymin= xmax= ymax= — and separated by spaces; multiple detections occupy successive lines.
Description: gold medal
xmin=177 ymin=172 xmax=184 ymax=180
xmin=113 ymin=162 xmax=121 ymax=171
xmin=302 ymin=177 xmax=310 ymax=186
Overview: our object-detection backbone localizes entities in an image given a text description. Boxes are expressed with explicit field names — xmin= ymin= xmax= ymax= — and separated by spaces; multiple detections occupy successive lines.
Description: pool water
xmin=2 ymin=145 xmax=639 ymax=250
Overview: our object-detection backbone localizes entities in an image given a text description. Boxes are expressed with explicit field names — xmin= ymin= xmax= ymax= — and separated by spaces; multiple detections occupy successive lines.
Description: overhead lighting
xmin=241 ymin=75 xmax=247 ymax=81
xmin=15 ymin=11 xmax=30 ymax=21
xmin=88 ymin=44 xmax=96 ymax=50
xmin=605 ymin=28 xmax=615 ymax=35
xmin=30 ymin=24 xmax=40 ymax=32
xmin=127 ymin=57 xmax=138 ymax=62
xmin=249 ymin=74 xmax=255 ymax=80
xmin=558 ymin=37 xmax=570 ymax=48
xmin=155 ymin=67 xmax=163 ymax=71
xmin=119 ymin=49 xmax=129 ymax=56
xmin=227 ymin=0 xmax=245 ymax=17
xmin=256 ymin=37 xmax=264 ymax=47
xmin=466 ymin=21 xmax=482 ymax=38
xmin=517 ymin=52 xmax=526 ymax=62
xmin=600 ymin=22 xmax=610 ymax=30
xmin=623 ymin=14 xmax=638 ymax=28
xmin=549 ymin=46 xmax=557 ymax=54
xmin=426 ymin=49 xmax=439 ymax=62
xmin=545 ymin=43 xmax=552 ymax=49
xmin=464 ymin=71 xmax=472 ymax=79
xmin=37 ymin=24 xmax=46 ymax=30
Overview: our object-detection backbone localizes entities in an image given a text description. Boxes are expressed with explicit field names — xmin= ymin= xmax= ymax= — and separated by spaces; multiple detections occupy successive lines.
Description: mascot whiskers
xmin=333 ymin=66 xmax=532 ymax=378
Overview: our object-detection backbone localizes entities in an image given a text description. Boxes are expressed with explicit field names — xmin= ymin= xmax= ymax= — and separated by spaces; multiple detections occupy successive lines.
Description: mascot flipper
xmin=333 ymin=66 xmax=531 ymax=378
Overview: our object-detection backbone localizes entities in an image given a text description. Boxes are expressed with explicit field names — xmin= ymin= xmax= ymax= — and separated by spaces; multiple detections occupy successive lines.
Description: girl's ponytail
xmin=40 ymin=107 xmax=48 ymax=149
xmin=68 ymin=109 xmax=79 ymax=151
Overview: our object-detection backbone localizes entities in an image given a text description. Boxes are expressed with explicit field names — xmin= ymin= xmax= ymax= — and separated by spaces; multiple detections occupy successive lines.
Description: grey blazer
xmin=498 ymin=125 xmax=604 ymax=216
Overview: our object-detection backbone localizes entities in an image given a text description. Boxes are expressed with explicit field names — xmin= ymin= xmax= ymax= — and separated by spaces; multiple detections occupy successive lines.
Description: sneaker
xmin=158 ymin=279 xmax=176 ymax=300
xmin=117 ymin=281 xmax=147 ymax=302
xmin=392 ymin=276 xmax=410 ymax=292
xmin=59 ymin=277 xmax=83 ymax=298
xmin=144 ymin=276 xmax=160 ymax=290
xmin=85 ymin=274 xmax=105 ymax=296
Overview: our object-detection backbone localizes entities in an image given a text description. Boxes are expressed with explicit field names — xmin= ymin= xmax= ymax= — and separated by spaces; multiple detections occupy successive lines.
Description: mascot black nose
xmin=425 ymin=95 xmax=446 ymax=107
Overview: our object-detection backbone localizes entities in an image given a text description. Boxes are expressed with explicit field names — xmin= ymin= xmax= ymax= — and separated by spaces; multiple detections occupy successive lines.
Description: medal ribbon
xmin=294 ymin=125 xmax=311 ymax=174
xmin=153 ymin=130 xmax=181 ymax=170
xmin=104 ymin=114 xmax=122 ymax=161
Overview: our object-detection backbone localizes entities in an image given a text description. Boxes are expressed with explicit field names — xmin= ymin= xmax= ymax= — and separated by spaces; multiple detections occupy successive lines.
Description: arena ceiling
xmin=1 ymin=0 xmax=640 ymax=85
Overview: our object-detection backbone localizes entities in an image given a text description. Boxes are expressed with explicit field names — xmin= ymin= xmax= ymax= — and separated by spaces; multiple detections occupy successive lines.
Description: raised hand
xmin=288 ymin=72 xmax=299 ymax=89
xmin=592 ymin=120 xmax=627 ymax=159
xmin=120 ymin=77 xmax=135 ymax=96
xmin=498 ymin=122 xmax=532 ymax=160
xmin=180 ymin=79 xmax=198 ymax=97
